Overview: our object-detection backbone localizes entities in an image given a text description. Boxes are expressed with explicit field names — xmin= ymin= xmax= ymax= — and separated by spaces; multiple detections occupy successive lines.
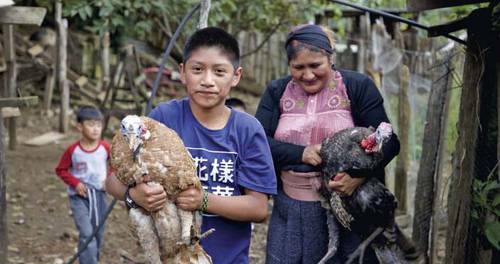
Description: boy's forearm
xmin=206 ymin=189 xmax=269 ymax=222
xmin=105 ymin=174 xmax=127 ymax=200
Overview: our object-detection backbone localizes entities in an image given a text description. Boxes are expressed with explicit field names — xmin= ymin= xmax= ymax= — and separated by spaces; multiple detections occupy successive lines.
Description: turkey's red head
xmin=361 ymin=122 xmax=392 ymax=154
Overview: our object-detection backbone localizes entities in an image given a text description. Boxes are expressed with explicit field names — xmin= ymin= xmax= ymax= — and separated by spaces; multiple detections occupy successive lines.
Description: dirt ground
xmin=4 ymin=108 xmax=267 ymax=264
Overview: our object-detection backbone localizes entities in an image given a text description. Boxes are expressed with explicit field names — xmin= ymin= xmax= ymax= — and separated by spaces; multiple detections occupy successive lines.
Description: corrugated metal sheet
xmin=406 ymin=0 xmax=488 ymax=11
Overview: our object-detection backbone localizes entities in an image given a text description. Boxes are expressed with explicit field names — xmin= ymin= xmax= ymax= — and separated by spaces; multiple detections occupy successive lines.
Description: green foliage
xmin=472 ymin=176 xmax=500 ymax=250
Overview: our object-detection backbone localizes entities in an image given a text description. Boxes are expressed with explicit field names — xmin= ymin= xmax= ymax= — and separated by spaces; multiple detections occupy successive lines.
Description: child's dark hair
xmin=183 ymin=27 xmax=240 ymax=69
xmin=225 ymin=97 xmax=246 ymax=111
xmin=76 ymin=106 xmax=103 ymax=123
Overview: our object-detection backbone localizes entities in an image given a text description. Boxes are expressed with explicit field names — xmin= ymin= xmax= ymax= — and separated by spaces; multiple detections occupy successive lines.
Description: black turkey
xmin=317 ymin=122 xmax=418 ymax=264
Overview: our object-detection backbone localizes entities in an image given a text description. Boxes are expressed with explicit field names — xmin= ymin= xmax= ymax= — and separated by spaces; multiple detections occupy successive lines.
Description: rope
xmin=145 ymin=2 xmax=201 ymax=115
xmin=65 ymin=198 xmax=117 ymax=264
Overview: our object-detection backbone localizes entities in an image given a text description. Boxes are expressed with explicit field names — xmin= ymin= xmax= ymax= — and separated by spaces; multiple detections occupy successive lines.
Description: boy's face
xmin=180 ymin=47 xmax=242 ymax=111
xmin=77 ymin=119 xmax=103 ymax=141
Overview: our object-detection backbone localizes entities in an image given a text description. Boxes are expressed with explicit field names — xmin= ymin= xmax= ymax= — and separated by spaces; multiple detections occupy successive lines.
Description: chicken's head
xmin=361 ymin=122 xmax=392 ymax=153
xmin=120 ymin=115 xmax=151 ymax=156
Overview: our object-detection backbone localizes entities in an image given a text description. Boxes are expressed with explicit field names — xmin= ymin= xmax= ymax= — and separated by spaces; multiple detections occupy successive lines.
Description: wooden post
xmin=0 ymin=111 xmax=6 ymax=264
xmin=101 ymin=31 xmax=110 ymax=91
xmin=445 ymin=16 xmax=484 ymax=264
xmin=55 ymin=1 xmax=69 ymax=133
xmin=3 ymin=24 xmax=17 ymax=150
xmin=356 ymin=14 xmax=366 ymax=74
xmin=395 ymin=64 xmax=409 ymax=213
xmin=393 ymin=22 xmax=409 ymax=214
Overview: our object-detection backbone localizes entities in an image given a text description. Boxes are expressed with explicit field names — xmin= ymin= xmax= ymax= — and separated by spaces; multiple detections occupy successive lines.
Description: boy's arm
xmin=55 ymin=147 xmax=80 ymax=188
xmin=105 ymin=174 xmax=167 ymax=212
xmin=177 ymin=187 xmax=268 ymax=222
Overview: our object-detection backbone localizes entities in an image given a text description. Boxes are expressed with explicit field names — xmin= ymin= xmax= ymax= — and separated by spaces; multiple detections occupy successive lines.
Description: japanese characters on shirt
xmin=187 ymin=147 xmax=239 ymax=197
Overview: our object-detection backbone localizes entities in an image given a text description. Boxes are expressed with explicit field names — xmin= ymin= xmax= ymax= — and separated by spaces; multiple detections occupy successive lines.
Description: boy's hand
xmin=302 ymin=144 xmax=322 ymax=166
xmin=75 ymin=183 xmax=88 ymax=197
xmin=176 ymin=186 xmax=203 ymax=211
xmin=328 ymin=172 xmax=365 ymax=196
xmin=130 ymin=183 xmax=167 ymax=212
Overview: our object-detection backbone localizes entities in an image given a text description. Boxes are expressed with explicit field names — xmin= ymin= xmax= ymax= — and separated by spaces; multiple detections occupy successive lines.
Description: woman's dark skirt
xmin=265 ymin=190 xmax=378 ymax=264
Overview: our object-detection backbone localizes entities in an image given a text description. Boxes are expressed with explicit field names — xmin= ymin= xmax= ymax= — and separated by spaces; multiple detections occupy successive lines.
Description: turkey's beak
xmin=128 ymin=135 xmax=137 ymax=151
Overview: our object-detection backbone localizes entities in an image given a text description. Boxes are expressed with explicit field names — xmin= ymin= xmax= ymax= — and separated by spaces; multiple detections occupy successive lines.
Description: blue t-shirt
xmin=149 ymin=98 xmax=277 ymax=264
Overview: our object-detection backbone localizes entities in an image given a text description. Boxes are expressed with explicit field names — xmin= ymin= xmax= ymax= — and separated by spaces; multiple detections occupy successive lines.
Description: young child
xmin=225 ymin=97 xmax=247 ymax=112
xmin=55 ymin=106 xmax=110 ymax=264
xmin=106 ymin=27 xmax=277 ymax=264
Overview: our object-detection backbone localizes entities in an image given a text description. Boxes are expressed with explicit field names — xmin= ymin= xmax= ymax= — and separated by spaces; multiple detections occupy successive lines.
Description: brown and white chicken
xmin=110 ymin=115 xmax=212 ymax=264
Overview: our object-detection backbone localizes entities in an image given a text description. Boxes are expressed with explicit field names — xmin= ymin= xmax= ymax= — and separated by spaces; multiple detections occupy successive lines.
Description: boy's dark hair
xmin=183 ymin=27 xmax=240 ymax=69
xmin=225 ymin=97 xmax=246 ymax=111
xmin=76 ymin=106 xmax=103 ymax=123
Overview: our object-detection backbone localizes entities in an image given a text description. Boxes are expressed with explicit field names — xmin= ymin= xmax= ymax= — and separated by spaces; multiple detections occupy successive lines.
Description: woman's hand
xmin=129 ymin=183 xmax=167 ymax=212
xmin=302 ymin=144 xmax=322 ymax=166
xmin=176 ymin=186 xmax=203 ymax=211
xmin=328 ymin=172 xmax=365 ymax=196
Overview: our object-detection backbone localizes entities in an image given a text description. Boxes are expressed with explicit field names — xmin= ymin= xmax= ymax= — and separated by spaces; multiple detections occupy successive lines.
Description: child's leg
xmin=69 ymin=194 xmax=99 ymax=264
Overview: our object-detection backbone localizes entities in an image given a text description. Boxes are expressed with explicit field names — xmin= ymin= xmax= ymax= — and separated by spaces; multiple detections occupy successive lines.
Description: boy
xmin=106 ymin=27 xmax=277 ymax=264
xmin=55 ymin=106 xmax=110 ymax=264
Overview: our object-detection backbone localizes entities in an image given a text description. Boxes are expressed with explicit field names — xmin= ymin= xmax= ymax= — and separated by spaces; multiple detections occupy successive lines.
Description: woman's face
xmin=289 ymin=49 xmax=332 ymax=94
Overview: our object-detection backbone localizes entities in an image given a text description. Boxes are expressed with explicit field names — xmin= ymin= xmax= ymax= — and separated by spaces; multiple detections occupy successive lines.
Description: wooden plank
xmin=23 ymin=131 xmax=67 ymax=146
xmin=27 ymin=44 xmax=44 ymax=57
xmin=0 ymin=96 xmax=39 ymax=107
xmin=0 ymin=7 xmax=46 ymax=25
xmin=1 ymin=107 xmax=20 ymax=118
xmin=43 ymin=72 xmax=55 ymax=110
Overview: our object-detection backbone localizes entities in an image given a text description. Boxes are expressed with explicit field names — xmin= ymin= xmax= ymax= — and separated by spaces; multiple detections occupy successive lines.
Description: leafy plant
xmin=472 ymin=175 xmax=500 ymax=250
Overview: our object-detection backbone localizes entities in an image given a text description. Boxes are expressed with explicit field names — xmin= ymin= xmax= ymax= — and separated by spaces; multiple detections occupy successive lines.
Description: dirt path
xmin=4 ymin=109 xmax=267 ymax=263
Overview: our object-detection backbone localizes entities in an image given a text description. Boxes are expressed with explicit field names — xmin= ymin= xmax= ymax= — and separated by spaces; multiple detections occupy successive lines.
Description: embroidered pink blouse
xmin=274 ymin=70 xmax=355 ymax=145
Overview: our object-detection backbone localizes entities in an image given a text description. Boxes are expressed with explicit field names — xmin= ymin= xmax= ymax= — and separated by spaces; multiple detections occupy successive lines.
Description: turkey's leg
xmin=177 ymin=208 xmax=194 ymax=245
xmin=129 ymin=208 xmax=162 ymax=264
xmin=318 ymin=211 xmax=340 ymax=264
xmin=345 ymin=227 xmax=384 ymax=264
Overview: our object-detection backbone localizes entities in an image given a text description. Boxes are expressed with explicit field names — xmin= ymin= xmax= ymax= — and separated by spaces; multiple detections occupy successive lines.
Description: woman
xmin=255 ymin=24 xmax=400 ymax=264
